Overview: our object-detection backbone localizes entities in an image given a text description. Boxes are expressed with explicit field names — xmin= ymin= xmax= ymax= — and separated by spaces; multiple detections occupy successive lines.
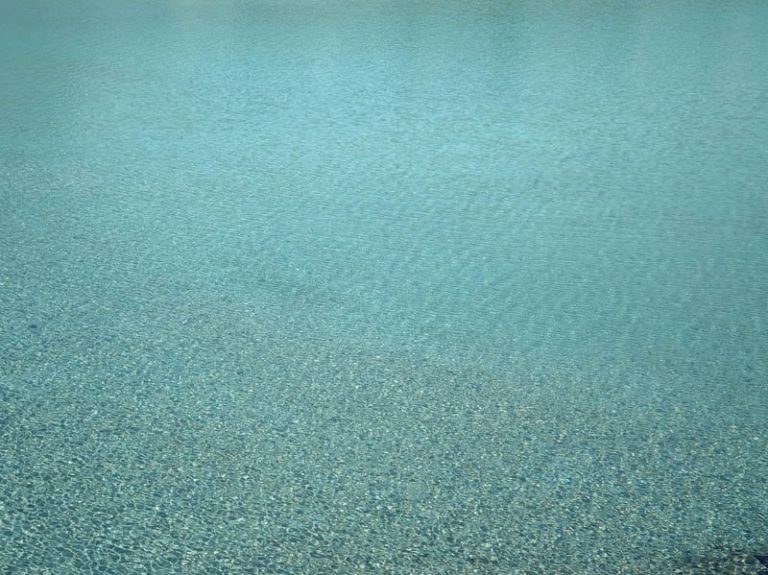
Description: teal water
xmin=1 ymin=1 xmax=767 ymax=573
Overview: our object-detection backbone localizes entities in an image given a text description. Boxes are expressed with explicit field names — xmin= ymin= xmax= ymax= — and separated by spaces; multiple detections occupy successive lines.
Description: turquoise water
xmin=1 ymin=0 xmax=767 ymax=573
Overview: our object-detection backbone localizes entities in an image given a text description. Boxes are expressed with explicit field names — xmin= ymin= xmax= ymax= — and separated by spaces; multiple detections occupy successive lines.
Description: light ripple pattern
xmin=1 ymin=0 xmax=767 ymax=573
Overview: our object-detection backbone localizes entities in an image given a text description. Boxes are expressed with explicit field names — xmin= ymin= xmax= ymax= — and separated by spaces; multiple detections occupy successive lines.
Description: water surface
xmin=1 ymin=1 xmax=767 ymax=573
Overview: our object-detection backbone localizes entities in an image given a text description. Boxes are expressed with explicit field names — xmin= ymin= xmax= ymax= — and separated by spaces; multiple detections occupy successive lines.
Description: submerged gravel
xmin=1 ymin=293 xmax=766 ymax=574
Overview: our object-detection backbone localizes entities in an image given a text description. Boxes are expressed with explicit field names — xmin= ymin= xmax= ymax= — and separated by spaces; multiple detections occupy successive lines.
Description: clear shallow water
xmin=1 ymin=1 xmax=767 ymax=573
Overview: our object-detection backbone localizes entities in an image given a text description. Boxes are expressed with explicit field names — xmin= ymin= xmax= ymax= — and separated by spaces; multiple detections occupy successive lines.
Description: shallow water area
xmin=1 ymin=0 xmax=767 ymax=573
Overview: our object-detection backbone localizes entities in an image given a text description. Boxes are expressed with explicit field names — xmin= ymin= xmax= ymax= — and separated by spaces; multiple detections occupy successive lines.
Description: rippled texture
xmin=1 ymin=1 xmax=767 ymax=573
